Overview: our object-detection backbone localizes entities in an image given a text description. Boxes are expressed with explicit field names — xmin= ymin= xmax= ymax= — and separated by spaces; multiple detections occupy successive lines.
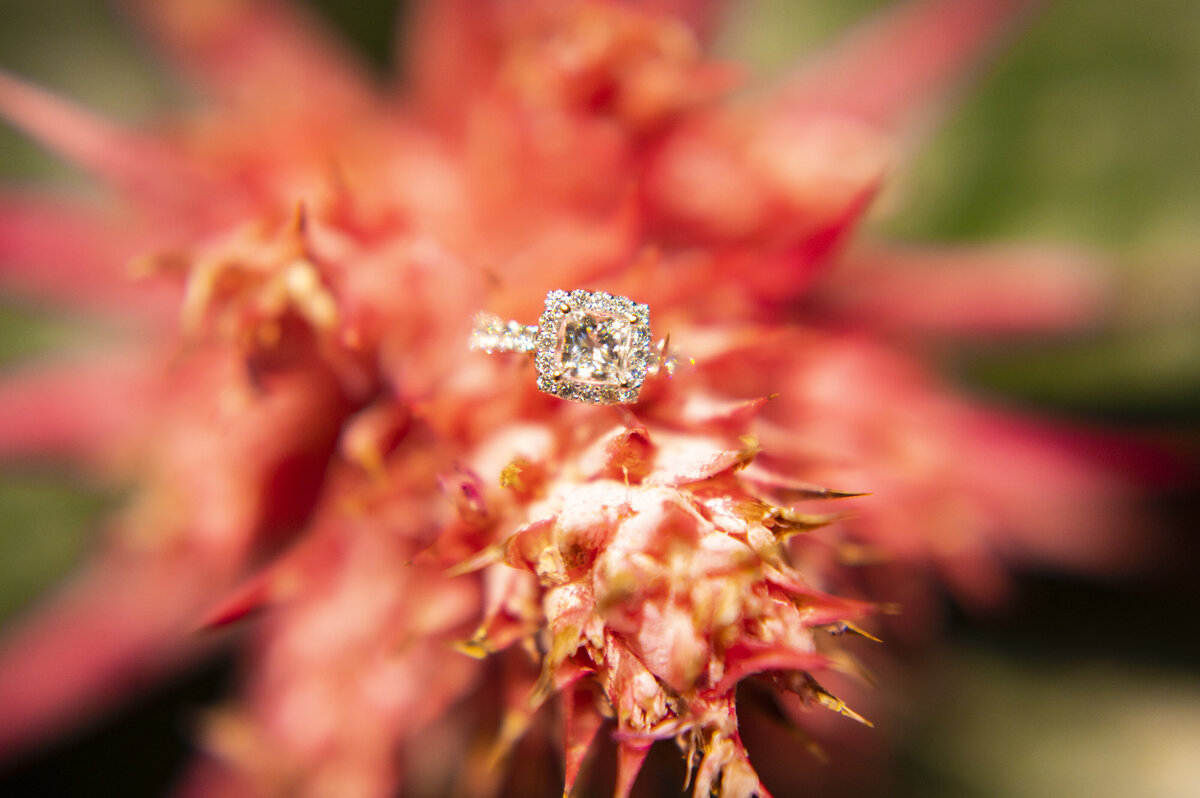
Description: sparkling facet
xmin=557 ymin=310 xmax=633 ymax=384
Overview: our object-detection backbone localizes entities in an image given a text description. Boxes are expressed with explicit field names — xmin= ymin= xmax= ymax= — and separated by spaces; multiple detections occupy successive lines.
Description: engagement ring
xmin=470 ymin=290 xmax=670 ymax=405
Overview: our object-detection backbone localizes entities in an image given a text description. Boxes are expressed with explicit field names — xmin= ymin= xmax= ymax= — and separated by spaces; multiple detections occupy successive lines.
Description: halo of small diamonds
xmin=534 ymin=290 xmax=652 ymax=405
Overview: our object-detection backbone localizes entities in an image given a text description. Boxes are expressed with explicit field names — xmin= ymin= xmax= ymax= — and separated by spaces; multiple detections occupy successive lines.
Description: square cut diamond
xmin=558 ymin=309 xmax=633 ymax=384
xmin=535 ymin=290 xmax=652 ymax=405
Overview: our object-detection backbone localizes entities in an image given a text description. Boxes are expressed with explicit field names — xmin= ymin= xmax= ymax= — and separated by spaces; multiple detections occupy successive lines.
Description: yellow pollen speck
xmin=499 ymin=460 xmax=528 ymax=491
xmin=452 ymin=630 xmax=495 ymax=660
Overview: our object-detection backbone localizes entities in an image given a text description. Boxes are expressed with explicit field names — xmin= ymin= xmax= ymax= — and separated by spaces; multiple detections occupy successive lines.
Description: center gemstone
xmin=557 ymin=310 xmax=633 ymax=385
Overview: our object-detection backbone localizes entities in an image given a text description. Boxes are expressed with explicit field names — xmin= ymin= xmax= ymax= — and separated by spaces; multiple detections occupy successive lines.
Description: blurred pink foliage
xmin=0 ymin=0 xmax=1153 ymax=795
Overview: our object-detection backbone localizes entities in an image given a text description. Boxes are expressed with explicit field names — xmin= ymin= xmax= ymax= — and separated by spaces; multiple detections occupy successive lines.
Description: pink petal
xmin=118 ymin=0 xmax=371 ymax=114
xmin=403 ymin=0 xmax=729 ymax=126
xmin=614 ymin=739 xmax=652 ymax=798
xmin=712 ymin=645 xmax=831 ymax=696
xmin=957 ymin=411 xmax=1170 ymax=572
xmin=197 ymin=568 xmax=273 ymax=630
xmin=665 ymin=393 xmax=772 ymax=432
xmin=401 ymin=0 xmax=501 ymax=125
xmin=647 ymin=433 xmax=753 ymax=486
xmin=563 ymin=682 xmax=605 ymax=797
xmin=0 ymin=551 xmax=224 ymax=758
xmin=338 ymin=399 xmax=412 ymax=476
xmin=502 ymin=517 xmax=558 ymax=574
xmin=644 ymin=103 xmax=885 ymax=258
xmin=693 ymin=731 xmax=773 ymax=798
xmin=0 ymin=70 xmax=191 ymax=198
xmin=638 ymin=0 xmax=731 ymax=44
xmin=0 ymin=355 xmax=155 ymax=463
xmin=0 ymin=192 xmax=179 ymax=318
xmin=819 ymin=243 xmax=1111 ymax=336
xmin=776 ymin=0 xmax=1036 ymax=137
xmin=740 ymin=464 xmax=866 ymax=502
xmin=0 ymin=355 xmax=356 ymax=756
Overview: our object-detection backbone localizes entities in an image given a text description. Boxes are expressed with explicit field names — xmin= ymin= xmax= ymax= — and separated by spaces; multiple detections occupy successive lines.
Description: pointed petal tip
xmin=0 ymin=355 xmax=155 ymax=463
xmin=820 ymin=620 xmax=883 ymax=644
xmin=613 ymin=740 xmax=652 ymax=798
xmin=562 ymin=685 xmax=605 ymax=798
xmin=444 ymin=544 xmax=503 ymax=578
xmin=118 ymin=0 xmax=371 ymax=113
xmin=826 ymin=243 xmax=1113 ymax=337
xmin=777 ymin=0 xmax=1042 ymax=137
xmin=0 ymin=69 xmax=180 ymax=195
xmin=195 ymin=576 xmax=271 ymax=631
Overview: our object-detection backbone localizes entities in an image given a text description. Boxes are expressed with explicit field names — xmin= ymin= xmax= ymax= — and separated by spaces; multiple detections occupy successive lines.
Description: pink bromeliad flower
xmin=0 ymin=0 xmax=1150 ymax=795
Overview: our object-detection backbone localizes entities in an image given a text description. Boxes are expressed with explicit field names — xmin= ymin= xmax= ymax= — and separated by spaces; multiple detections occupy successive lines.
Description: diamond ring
xmin=470 ymin=290 xmax=668 ymax=405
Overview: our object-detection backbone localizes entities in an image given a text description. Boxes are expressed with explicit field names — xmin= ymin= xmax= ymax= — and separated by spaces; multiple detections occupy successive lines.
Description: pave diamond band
xmin=470 ymin=290 xmax=662 ymax=405
xmin=469 ymin=314 xmax=540 ymax=354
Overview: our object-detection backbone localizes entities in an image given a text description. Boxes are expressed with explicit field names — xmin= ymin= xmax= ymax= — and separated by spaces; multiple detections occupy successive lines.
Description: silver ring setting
xmin=471 ymin=290 xmax=659 ymax=405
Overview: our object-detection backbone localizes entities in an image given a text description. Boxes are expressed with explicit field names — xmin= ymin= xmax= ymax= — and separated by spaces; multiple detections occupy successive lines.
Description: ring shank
xmin=469 ymin=313 xmax=539 ymax=354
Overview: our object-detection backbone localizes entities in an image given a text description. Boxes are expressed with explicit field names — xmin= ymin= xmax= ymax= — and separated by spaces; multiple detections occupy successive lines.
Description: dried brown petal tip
xmin=834 ymin=541 xmax=890 ymax=566
xmin=823 ymin=488 xmax=870 ymax=499
xmin=444 ymin=544 xmax=503 ymax=578
xmin=736 ymin=434 xmax=761 ymax=466
xmin=763 ymin=506 xmax=845 ymax=537
xmin=819 ymin=620 xmax=883 ymax=643
xmin=804 ymin=674 xmax=874 ymax=727
xmin=487 ymin=706 xmax=535 ymax=771
xmin=826 ymin=649 xmax=878 ymax=688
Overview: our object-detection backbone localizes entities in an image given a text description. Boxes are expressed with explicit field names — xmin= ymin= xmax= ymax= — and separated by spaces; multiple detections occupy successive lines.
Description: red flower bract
xmin=0 ymin=1 xmax=1145 ymax=796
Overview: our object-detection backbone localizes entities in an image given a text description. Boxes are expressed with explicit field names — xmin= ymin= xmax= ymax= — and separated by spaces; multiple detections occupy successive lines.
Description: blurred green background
xmin=1 ymin=1 xmax=1197 ymax=796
